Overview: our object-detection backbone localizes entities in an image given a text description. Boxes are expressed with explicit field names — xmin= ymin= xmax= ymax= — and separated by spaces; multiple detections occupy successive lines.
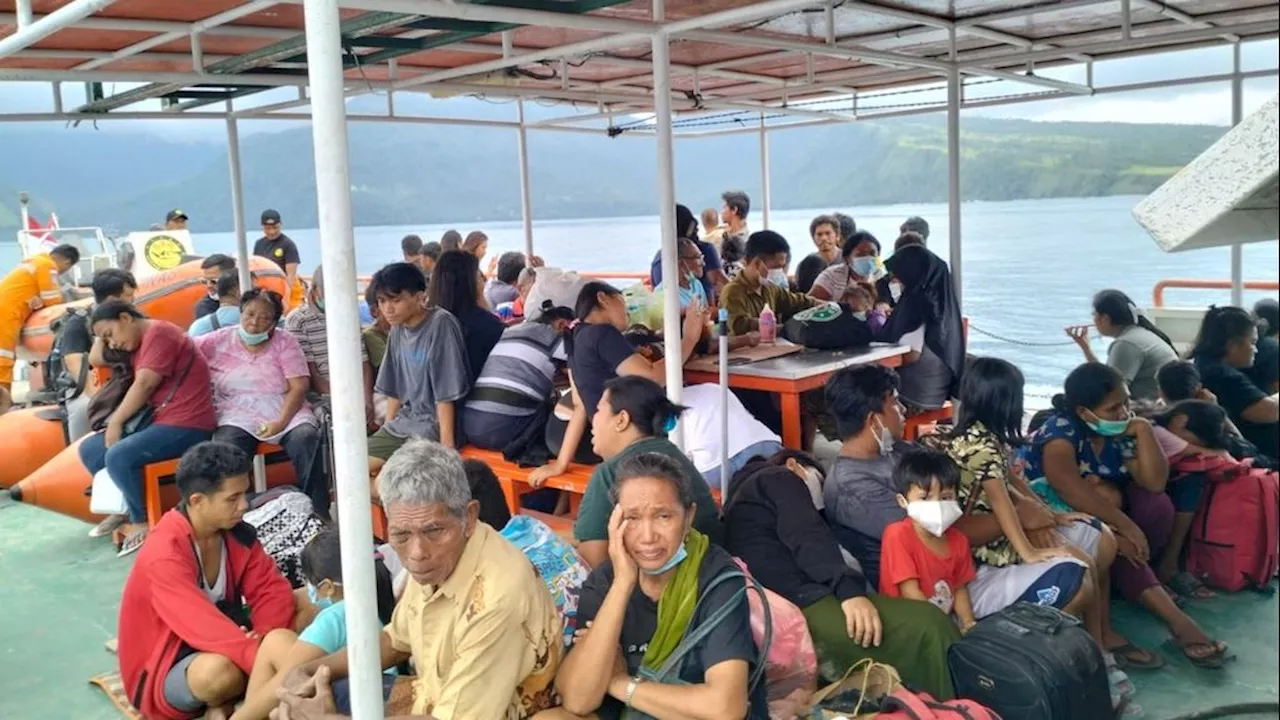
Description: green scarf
xmin=640 ymin=528 xmax=710 ymax=671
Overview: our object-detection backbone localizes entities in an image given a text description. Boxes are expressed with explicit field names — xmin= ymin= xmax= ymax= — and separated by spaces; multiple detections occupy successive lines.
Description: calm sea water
xmin=191 ymin=195 xmax=1279 ymax=401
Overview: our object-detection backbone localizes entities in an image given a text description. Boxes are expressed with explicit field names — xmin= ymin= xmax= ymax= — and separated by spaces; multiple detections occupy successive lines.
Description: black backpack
xmin=781 ymin=303 xmax=872 ymax=350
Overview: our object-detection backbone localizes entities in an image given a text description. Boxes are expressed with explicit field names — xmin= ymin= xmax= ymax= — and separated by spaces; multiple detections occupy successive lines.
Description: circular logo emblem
xmin=273 ymin=247 xmax=285 ymax=258
xmin=143 ymin=234 xmax=184 ymax=271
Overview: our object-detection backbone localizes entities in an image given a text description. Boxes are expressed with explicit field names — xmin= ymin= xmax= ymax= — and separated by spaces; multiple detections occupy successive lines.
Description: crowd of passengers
xmin=38 ymin=191 xmax=1278 ymax=720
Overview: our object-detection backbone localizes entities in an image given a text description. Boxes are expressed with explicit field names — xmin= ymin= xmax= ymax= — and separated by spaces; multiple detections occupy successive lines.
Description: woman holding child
xmin=724 ymin=450 xmax=960 ymax=700
xmin=1022 ymin=362 xmax=1230 ymax=669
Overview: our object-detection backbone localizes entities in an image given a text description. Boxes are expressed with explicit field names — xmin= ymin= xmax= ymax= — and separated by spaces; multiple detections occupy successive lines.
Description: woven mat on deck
xmin=88 ymin=671 xmax=144 ymax=720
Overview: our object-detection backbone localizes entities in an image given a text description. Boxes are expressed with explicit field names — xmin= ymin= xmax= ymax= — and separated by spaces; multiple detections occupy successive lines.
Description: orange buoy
xmin=10 ymin=437 xmax=306 ymax=526
xmin=9 ymin=438 xmax=98 ymax=524
xmin=0 ymin=406 xmax=68 ymax=489
xmin=19 ymin=256 xmax=288 ymax=360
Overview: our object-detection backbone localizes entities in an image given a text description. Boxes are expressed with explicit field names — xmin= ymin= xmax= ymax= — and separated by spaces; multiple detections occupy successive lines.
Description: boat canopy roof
xmin=1 ymin=0 xmax=1277 ymax=133
xmin=1134 ymin=93 xmax=1279 ymax=252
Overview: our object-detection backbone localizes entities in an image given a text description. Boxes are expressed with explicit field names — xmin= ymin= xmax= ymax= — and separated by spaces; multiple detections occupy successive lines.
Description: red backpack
xmin=1185 ymin=460 xmax=1279 ymax=592
xmin=877 ymin=688 xmax=1001 ymax=719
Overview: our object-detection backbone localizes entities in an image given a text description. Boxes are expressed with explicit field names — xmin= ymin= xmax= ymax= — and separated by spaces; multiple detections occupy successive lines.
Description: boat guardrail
xmin=1152 ymin=279 xmax=1280 ymax=307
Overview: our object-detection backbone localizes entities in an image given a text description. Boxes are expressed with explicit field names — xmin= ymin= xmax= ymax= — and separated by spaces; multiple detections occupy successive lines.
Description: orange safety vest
xmin=0 ymin=253 xmax=64 ymax=320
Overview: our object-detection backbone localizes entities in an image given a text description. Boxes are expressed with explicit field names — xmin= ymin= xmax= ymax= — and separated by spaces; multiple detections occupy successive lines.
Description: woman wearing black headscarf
xmin=876 ymin=245 xmax=965 ymax=409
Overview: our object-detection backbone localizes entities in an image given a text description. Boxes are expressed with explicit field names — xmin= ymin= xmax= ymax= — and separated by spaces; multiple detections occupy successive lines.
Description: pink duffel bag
xmin=732 ymin=557 xmax=818 ymax=711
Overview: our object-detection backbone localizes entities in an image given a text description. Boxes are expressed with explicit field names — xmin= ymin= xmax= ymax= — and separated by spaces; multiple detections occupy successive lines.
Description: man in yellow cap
xmin=0 ymin=244 xmax=81 ymax=391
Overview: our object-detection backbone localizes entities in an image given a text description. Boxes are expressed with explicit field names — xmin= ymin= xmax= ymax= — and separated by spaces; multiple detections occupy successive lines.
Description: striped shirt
xmin=284 ymin=303 xmax=368 ymax=385
xmin=464 ymin=322 xmax=566 ymax=418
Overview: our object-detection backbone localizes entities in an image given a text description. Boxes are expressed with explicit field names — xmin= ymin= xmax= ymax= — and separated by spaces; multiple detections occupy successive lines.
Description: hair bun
xmin=1050 ymin=393 xmax=1069 ymax=412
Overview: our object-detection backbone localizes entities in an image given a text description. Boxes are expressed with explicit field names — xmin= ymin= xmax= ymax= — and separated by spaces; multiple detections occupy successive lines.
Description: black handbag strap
xmin=158 ymin=348 xmax=197 ymax=410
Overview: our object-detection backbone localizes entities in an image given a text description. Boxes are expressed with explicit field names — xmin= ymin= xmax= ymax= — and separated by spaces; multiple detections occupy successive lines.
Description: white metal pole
xmin=18 ymin=191 xmax=30 ymax=254
xmin=517 ymin=99 xmax=535 ymax=258
xmin=759 ymin=115 xmax=771 ymax=230
xmin=225 ymin=114 xmax=251 ymax=292
xmin=1229 ymin=43 xmax=1244 ymax=307
xmin=718 ymin=308 xmax=730 ymax=498
xmin=300 ymin=1 xmax=382 ymax=718
xmin=653 ymin=1 xmax=684 ymax=449
xmin=15 ymin=0 xmax=32 ymax=28
xmin=0 ymin=0 xmax=120 ymax=58
xmin=946 ymin=30 xmax=963 ymax=309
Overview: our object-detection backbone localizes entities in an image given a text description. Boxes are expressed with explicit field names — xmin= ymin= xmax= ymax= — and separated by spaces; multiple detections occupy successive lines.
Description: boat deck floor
xmin=1 ymin=492 xmax=1276 ymax=720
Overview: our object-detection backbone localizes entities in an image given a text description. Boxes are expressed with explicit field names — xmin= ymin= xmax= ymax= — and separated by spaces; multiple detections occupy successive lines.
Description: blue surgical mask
xmin=306 ymin=582 xmax=336 ymax=610
xmin=851 ymin=256 xmax=878 ymax=278
xmin=238 ymin=326 xmax=271 ymax=346
xmin=766 ymin=268 xmax=790 ymax=289
xmin=1084 ymin=410 xmax=1130 ymax=437
xmin=316 ymin=298 xmax=326 ymax=312
xmin=641 ymin=542 xmax=688 ymax=576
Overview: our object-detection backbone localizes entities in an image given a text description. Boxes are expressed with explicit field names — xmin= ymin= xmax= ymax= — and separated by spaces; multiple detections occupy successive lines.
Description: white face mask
xmin=802 ymin=467 xmax=825 ymax=510
xmin=906 ymin=499 xmax=963 ymax=537
xmin=873 ymin=416 xmax=895 ymax=456
xmin=889 ymin=281 xmax=904 ymax=302
xmin=766 ymin=268 xmax=790 ymax=289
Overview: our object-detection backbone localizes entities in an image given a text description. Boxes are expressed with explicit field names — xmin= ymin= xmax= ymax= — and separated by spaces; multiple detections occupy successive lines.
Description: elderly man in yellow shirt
xmin=275 ymin=438 xmax=562 ymax=720
xmin=0 ymin=244 xmax=80 ymax=390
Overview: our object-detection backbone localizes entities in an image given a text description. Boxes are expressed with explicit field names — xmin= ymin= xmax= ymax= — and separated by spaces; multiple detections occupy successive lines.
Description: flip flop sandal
xmin=1166 ymin=571 xmax=1217 ymax=600
xmin=1161 ymin=584 xmax=1188 ymax=607
xmin=117 ymin=529 xmax=147 ymax=558
xmin=1108 ymin=642 xmax=1166 ymax=670
xmin=1164 ymin=638 xmax=1234 ymax=670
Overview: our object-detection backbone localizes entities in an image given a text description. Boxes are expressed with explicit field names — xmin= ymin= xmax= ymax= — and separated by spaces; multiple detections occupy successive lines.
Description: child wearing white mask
xmin=878 ymin=448 xmax=979 ymax=633
xmin=232 ymin=528 xmax=400 ymax=720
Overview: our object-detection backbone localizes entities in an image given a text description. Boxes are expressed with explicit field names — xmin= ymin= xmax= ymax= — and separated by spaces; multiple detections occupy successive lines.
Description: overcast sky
xmin=0 ymin=38 xmax=1275 ymax=140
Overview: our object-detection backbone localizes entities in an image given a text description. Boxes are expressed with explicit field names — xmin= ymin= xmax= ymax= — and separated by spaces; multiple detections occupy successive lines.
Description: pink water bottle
xmin=759 ymin=304 xmax=777 ymax=344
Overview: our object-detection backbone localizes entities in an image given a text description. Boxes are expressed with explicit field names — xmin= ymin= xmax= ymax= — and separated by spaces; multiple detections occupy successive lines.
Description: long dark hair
xmin=1156 ymin=399 xmax=1229 ymax=450
xmin=1188 ymin=305 xmax=1255 ymax=361
xmin=602 ymin=375 xmax=686 ymax=438
xmin=1051 ymin=362 xmax=1125 ymax=420
xmin=90 ymin=299 xmax=144 ymax=324
xmin=955 ymin=356 xmax=1026 ymax=447
xmin=1093 ymin=289 xmax=1176 ymax=352
xmin=427 ymin=250 xmax=482 ymax=316
xmin=574 ymin=280 xmax=622 ymax=322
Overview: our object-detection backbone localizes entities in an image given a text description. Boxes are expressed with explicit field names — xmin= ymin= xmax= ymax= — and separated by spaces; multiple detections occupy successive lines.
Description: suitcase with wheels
xmin=947 ymin=602 xmax=1113 ymax=720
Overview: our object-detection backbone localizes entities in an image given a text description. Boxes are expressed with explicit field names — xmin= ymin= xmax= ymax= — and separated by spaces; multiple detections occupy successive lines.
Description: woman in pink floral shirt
xmin=193 ymin=288 xmax=328 ymax=518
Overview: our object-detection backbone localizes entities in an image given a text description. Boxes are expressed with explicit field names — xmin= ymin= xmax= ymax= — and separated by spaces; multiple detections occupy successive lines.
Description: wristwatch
xmin=624 ymin=676 xmax=641 ymax=707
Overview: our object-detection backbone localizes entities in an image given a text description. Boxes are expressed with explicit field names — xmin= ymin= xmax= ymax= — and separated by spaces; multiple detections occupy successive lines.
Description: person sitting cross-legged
xmin=274 ymin=439 xmax=562 ymax=719
xmin=117 ymin=441 xmax=296 ymax=720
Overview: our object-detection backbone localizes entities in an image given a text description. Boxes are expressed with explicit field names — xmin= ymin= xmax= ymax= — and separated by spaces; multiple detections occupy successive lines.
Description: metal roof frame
xmin=1 ymin=0 xmax=1275 ymax=132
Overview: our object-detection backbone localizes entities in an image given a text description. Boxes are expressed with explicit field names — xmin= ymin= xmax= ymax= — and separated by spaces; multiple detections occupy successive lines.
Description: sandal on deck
xmin=1107 ymin=642 xmax=1165 ymax=670
xmin=1164 ymin=638 xmax=1234 ymax=670
xmin=1165 ymin=571 xmax=1217 ymax=601
xmin=116 ymin=529 xmax=147 ymax=558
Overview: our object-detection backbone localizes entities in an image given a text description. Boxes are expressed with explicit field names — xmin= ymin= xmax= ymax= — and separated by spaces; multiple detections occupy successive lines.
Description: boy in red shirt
xmin=880 ymin=449 xmax=979 ymax=632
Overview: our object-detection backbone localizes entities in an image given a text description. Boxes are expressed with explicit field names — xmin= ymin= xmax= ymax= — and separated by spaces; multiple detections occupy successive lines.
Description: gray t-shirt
xmin=824 ymin=449 xmax=908 ymax=541
xmin=1108 ymin=324 xmax=1178 ymax=401
xmin=376 ymin=308 xmax=472 ymax=440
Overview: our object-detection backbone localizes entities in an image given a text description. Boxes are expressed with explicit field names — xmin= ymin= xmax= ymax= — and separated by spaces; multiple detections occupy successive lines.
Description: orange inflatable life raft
xmin=18 ymin=256 xmax=287 ymax=360
xmin=9 ymin=439 xmax=301 ymax=525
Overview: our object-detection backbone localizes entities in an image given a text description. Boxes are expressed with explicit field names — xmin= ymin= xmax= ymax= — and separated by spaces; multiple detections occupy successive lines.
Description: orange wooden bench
xmin=143 ymin=442 xmax=292 ymax=528
xmin=459 ymin=447 xmax=598 ymax=517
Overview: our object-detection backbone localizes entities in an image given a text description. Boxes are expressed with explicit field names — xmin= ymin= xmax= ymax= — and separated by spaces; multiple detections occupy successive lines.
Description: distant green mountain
xmin=0 ymin=111 xmax=1225 ymax=232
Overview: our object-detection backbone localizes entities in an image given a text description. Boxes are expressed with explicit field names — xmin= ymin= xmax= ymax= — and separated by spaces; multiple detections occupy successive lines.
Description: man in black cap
xmin=253 ymin=209 xmax=304 ymax=310
xmin=164 ymin=209 xmax=189 ymax=232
